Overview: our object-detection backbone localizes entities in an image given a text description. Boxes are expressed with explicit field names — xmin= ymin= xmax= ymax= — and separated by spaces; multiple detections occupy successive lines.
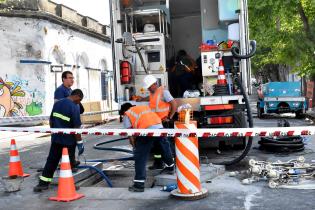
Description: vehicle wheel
xmin=295 ymin=110 xmax=304 ymax=119
xmin=233 ymin=112 xmax=247 ymax=149
xmin=257 ymin=106 xmax=264 ymax=118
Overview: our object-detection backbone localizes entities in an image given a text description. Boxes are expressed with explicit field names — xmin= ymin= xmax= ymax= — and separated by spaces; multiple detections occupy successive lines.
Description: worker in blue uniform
xmin=33 ymin=89 xmax=85 ymax=192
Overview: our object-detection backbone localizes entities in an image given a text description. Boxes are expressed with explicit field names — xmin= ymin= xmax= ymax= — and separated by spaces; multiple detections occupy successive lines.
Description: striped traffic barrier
xmin=171 ymin=121 xmax=208 ymax=200
xmin=0 ymin=126 xmax=314 ymax=138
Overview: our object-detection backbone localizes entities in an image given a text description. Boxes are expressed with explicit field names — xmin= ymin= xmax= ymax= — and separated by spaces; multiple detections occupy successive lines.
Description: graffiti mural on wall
xmin=0 ymin=77 xmax=43 ymax=117
xmin=0 ymin=77 xmax=25 ymax=117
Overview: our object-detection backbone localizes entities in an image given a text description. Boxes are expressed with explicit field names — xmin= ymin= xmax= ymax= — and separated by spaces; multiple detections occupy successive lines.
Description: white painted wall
xmin=171 ymin=15 xmax=202 ymax=60
xmin=0 ymin=16 xmax=112 ymax=117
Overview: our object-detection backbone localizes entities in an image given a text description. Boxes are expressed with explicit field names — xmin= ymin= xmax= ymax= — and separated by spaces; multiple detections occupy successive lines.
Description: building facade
xmin=0 ymin=0 xmax=113 ymax=117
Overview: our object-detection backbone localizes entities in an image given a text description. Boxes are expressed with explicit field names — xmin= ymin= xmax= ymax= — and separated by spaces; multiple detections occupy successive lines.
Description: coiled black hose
xmin=231 ymin=40 xmax=257 ymax=59
xmin=259 ymin=136 xmax=304 ymax=153
xmin=87 ymin=137 xmax=134 ymax=162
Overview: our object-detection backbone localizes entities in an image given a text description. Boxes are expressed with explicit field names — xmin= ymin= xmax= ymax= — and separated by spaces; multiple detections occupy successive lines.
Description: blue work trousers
xmin=134 ymin=136 xmax=173 ymax=183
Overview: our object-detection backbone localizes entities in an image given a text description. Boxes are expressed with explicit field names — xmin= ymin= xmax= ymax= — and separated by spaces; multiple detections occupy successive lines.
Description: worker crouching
xmin=120 ymin=103 xmax=174 ymax=192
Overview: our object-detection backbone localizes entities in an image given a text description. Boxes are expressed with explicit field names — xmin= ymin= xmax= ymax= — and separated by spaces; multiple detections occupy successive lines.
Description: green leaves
xmin=249 ymin=0 xmax=315 ymax=75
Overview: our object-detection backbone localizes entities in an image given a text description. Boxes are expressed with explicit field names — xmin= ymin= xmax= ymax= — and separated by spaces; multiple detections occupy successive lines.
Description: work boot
xmin=160 ymin=164 xmax=175 ymax=175
xmin=74 ymin=160 xmax=81 ymax=168
xmin=33 ymin=180 xmax=50 ymax=192
xmin=148 ymin=159 xmax=164 ymax=170
xmin=128 ymin=182 xmax=144 ymax=192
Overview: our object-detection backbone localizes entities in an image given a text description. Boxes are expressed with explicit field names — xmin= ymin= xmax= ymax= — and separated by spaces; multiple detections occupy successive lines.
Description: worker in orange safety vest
xmin=119 ymin=103 xmax=174 ymax=192
xmin=137 ymin=75 xmax=177 ymax=170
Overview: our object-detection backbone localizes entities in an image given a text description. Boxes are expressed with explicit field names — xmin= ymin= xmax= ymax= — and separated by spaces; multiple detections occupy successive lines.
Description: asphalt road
xmin=0 ymin=94 xmax=315 ymax=210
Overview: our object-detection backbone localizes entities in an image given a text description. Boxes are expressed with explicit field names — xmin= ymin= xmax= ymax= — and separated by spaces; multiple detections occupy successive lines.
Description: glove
xmin=77 ymin=141 xmax=84 ymax=155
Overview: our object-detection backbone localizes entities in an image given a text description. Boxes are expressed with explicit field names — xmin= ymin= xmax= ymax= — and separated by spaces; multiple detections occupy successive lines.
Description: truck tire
xmin=232 ymin=111 xmax=247 ymax=150
xmin=295 ymin=110 xmax=304 ymax=119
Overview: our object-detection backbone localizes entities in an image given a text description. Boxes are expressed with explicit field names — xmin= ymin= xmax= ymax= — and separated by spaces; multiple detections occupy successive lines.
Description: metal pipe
xmin=159 ymin=10 xmax=162 ymax=33
xmin=109 ymin=0 xmax=118 ymax=102
xmin=244 ymin=0 xmax=252 ymax=95
xmin=239 ymin=0 xmax=248 ymax=94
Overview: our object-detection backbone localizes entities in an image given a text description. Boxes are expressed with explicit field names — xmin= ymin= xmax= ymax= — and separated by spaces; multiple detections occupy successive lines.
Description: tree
xmin=248 ymin=0 xmax=315 ymax=77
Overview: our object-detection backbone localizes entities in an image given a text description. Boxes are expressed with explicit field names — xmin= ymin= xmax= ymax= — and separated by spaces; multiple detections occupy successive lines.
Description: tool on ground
xmin=242 ymin=156 xmax=315 ymax=189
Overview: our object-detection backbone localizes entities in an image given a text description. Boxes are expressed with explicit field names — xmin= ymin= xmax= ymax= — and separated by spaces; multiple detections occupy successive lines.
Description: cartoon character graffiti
xmin=0 ymin=77 xmax=26 ymax=117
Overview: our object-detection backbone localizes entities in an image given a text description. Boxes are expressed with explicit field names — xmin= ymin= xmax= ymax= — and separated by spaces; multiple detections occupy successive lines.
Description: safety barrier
xmin=0 ymin=110 xmax=118 ymax=125
xmin=0 ymin=126 xmax=314 ymax=137
xmin=171 ymin=121 xmax=208 ymax=200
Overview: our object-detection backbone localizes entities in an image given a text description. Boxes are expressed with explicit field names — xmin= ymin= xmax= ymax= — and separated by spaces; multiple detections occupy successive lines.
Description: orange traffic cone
xmin=217 ymin=59 xmax=227 ymax=85
xmin=49 ymin=148 xmax=84 ymax=202
xmin=8 ymin=139 xmax=30 ymax=177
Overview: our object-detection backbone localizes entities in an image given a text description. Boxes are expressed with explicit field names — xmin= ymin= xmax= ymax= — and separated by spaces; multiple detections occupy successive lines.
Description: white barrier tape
xmin=0 ymin=126 xmax=314 ymax=137
xmin=0 ymin=110 xmax=118 ymax=124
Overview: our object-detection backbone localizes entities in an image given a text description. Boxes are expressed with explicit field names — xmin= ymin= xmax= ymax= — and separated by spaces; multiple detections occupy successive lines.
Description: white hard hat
xmin=143 ymin=75 xmax=157 ymax=89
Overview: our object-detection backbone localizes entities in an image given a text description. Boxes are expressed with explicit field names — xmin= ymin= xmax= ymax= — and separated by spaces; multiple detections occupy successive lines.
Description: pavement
xmin=1 ymin=96 xmax=315 ymax=209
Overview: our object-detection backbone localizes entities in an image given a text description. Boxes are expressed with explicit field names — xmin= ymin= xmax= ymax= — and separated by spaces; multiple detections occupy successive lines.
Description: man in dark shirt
xmin=34 ymin=89 xmax=85 ymax=192
xmin=54 ymin=71 xmax=84 ymax=114
xmin=54 ymin=71 xmax=73 ymax=101
xmin=173 ymin=50 xmax=196 ymax=97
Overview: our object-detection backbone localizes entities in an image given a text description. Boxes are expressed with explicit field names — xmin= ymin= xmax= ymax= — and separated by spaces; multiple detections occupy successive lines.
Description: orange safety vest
xmin=149 ymin=86 xmax=171 ymax=120
xmin=125 ymin=105 xmax=161 ymax=129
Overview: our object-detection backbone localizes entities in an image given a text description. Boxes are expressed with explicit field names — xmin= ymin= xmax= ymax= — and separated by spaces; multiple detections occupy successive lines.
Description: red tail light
xmin=207 ymin=116 xmax=233 ymax=125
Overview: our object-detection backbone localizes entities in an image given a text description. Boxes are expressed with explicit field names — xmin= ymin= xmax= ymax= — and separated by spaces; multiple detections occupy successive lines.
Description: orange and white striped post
xmin=217 ymin=59 xmax=227 ymax=85
xmin=171 ymin=120 xmax=208 ymax=200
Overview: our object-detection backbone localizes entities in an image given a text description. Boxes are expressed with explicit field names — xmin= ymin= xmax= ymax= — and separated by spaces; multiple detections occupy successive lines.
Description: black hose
xmin=77 ymin=165 xmax=113 ymax=187
xmin=217 ymin=75 xmax=254 ymax=166
xmin=86 ymin=137 xmax=134 ymax=163
xmin=231 ymin=40 xmax=257 ymax=59
xmin=215 ymin=40 xmax=257 ymax=165
xmin=133 ymin=37 xmax=148 ymax=74
xmin=258 ymin=136 xmax=305 ymax=153
xmin=79 ymin=137 xmax=134 ymax=187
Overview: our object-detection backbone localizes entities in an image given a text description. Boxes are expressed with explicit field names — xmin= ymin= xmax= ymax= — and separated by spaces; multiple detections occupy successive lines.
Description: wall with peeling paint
xmin=0 ymin=16 xmax=113 ymax=117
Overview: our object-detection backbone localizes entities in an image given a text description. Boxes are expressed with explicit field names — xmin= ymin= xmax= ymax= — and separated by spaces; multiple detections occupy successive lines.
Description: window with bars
xmin=101 ymin=72 xmax=108 ymax=100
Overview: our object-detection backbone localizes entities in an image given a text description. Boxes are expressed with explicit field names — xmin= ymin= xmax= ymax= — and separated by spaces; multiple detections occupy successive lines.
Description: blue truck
xmin=257 ymin=82 xmax=307 ymax=118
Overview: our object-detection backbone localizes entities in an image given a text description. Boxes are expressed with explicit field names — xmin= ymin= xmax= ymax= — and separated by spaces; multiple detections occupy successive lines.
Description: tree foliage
xmin=248 ymin=0 xmax=315 ymax=76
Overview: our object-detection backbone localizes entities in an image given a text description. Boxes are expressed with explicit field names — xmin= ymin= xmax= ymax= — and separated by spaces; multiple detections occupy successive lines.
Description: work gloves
xmin=77 ymin=140 xmax=85 ymax=155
